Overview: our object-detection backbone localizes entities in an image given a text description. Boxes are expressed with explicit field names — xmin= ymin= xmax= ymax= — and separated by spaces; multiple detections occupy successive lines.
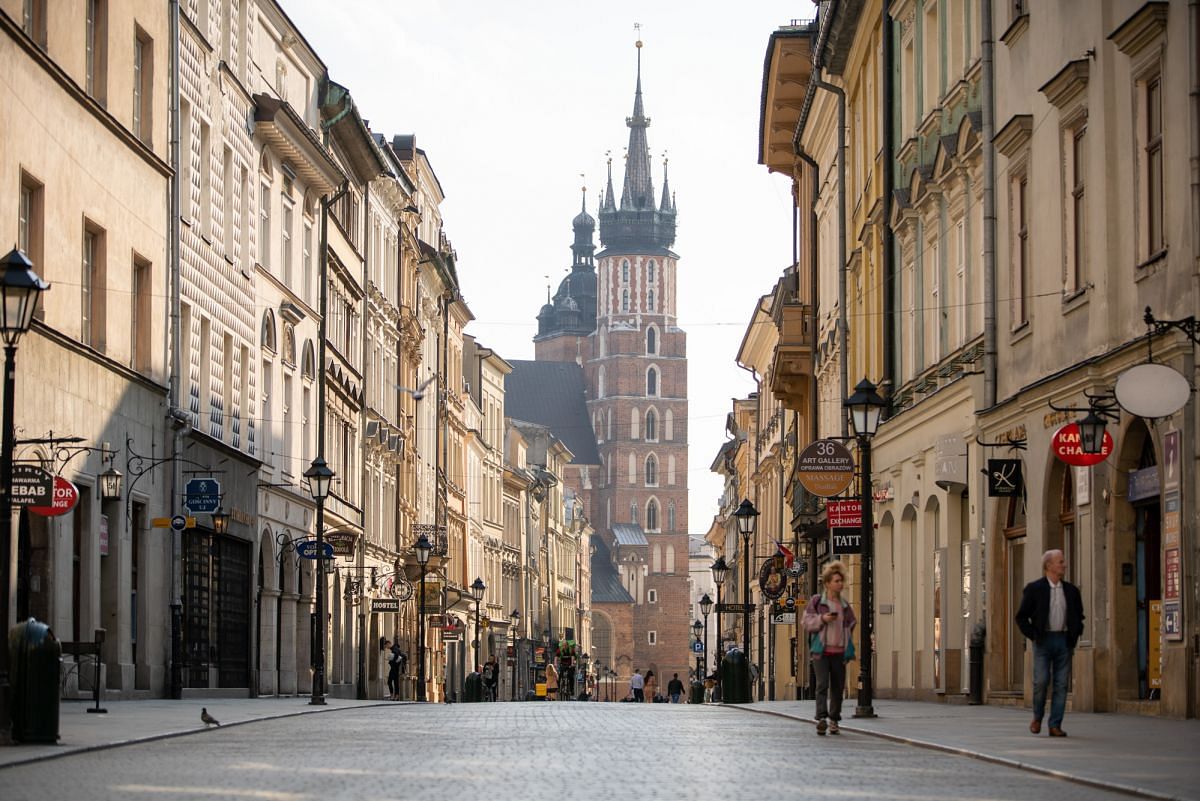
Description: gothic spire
xmin=603 ymin=153 xmax=616 ymax=211
xmin=659 ymin=155 xmax=672 ymax=212
xmin=620 ymin=38 xmax=655 ymax=211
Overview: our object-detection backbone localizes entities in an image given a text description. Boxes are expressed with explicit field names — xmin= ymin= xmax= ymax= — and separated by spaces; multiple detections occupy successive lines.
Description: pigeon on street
xmin=201 ymin=708 xmax=220 ymax=727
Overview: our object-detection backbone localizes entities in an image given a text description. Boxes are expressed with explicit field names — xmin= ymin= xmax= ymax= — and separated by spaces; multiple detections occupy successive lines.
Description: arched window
xmin=646 ymin=327 xmax=657 ymax=354
xmin=646 ymin=367 xmax=658 ymax=396
xmin=647 ymin=289 xmax=655 ymax=312
xmin=622 ymin=289 xmax=629 ymax=312
xmin=647 ymin=260 xmax=656 ymax=282
xmin=667 ymin=502 xmax=676 ymax=531
xmin=630 ymin=407 xmax=640 ymax=439
xmin=283 ymin=325 xmax=296 ymax=366
xmin=645 ymin=409 xmax=657 ymax=440
xmin=646 ymin=499 xmax=659 ymax=531
xmin=645 ymin=454 xmax=658 ymax=486
xmin=630 ymin=501 xmax=638 ymax=524
xmin=622 ymin=260 xmax=630 ymax=283
xmin=665 ymin=544 xmax=675 ymax=572
xmin=597 ymin=366 xmax=605 ymax=398
xmin=301 ymin=340 xmax=315 ymax=380
xmin=261 ymin=310 xmax=277 ymax=352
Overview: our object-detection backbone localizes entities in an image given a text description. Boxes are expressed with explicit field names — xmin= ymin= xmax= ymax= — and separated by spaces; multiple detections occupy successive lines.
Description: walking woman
xmin=801 ymin=561 xmax=857 ymax=735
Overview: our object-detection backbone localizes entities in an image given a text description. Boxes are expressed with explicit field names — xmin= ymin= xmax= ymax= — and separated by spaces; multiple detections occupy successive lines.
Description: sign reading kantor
xmin=796 ymin=439 xmax=855 ymax=497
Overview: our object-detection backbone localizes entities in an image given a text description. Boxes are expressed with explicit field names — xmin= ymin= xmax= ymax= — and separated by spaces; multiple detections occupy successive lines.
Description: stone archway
xmin=256 ymin=528 xmax=279 ymax=695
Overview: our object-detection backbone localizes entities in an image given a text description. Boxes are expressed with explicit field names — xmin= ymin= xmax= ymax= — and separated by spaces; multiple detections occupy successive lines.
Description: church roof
xmin=611 ymin=524 xmax=648 ymax=546
xmin=504 ymin=361 xmax=601 ymax=466
xmin=590 ymin=535 xmax=635 ymax=604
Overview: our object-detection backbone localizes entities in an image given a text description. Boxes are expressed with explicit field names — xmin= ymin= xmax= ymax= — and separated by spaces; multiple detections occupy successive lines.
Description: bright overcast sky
xmin=282 ymin=1 xmax=817 ymax=536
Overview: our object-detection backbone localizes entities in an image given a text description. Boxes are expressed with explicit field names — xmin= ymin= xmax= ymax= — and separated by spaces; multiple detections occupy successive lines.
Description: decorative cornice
xmin=1039 ymin=59 xmax=1091 ymax=109
xmin=999 ymin=13 xmax=1030 ymax=47
xmin=1109 ymin=2 xmax=1170 ymax=57
xmin=993 ymin=115 xmax=1034 ymax=158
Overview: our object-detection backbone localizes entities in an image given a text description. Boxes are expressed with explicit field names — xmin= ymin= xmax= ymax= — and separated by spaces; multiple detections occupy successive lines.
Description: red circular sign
xmin=1052 ymin=423 xmax=1113 ymax=467
xmin=29 ymin=476 xmax=80 ymax=517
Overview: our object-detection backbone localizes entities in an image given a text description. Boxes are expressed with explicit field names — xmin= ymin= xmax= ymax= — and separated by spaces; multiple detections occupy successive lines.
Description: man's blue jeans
xmin=1032 ymin=632 xmax=1072 ymax=728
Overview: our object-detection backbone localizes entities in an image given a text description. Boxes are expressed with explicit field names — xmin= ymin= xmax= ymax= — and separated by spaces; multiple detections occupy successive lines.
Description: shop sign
xmin=827 ymin=499 xmax=862 ymax=528
xmin=934 ymin=435 xmax=967 ymax=488
xmin=1163 ymin=490 xmax=1181 ymax=548
xmin=1127 ymin=466 xmax=1159 ymax=503
xmin=758 ymin=556 xmax=787 ymax=600
xmin=986 ymin=460 xmax=1023 ymax=497
xmin=371 ymin=598 xmax=400 ymax=613
xmin=325 ymin=530 xmax=356 ymax=557
xmin=99 ymin=514 xmax=109 ymax=556
xmin=1163 ymin=601 xmax=1183 ymax=640
xmin=1051 ymin=423 xmax=1113 ymax=466
xmin=11 ymin=464 xmax=53 ymax=506
xmin=1162 ymin=430 xmax=1181 ymax=490
xmin=796 ymin=439 xmax=855 ymax=497
xmin=831 ymin=530 xmax=862 ymax=555
xmin=29 ymin=475 xmax=80 ymax=517
xmin=1164 ymin=547 xmax=1181 ymax=602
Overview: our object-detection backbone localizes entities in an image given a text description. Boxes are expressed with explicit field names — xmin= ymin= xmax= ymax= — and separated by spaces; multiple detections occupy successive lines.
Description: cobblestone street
xmin=0 ymin=703 xmax=1150 ymax=801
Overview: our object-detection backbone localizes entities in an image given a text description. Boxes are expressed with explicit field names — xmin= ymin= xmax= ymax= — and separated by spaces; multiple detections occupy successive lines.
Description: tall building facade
xmin=527 ymin=44 xmax=691 ymax=689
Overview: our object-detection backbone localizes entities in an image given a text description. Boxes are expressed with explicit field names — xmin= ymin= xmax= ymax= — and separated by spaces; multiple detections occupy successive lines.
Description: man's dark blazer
xmin=1015 ymin=577 xmax=1085 ymax=649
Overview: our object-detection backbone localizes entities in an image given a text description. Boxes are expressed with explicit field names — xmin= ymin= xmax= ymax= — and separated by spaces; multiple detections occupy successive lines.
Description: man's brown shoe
xmin=1029 ymin=720 xmax=1041 ymax=734
xmin=1048 ymin=727 xmax=1067 ymax=737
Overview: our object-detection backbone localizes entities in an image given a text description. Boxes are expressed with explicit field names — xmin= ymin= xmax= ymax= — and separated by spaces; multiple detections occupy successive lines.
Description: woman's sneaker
xmin=816 ymin=719 xmax=828 ymax=735
xmin=829 ymin=721 xmax=840 ymax=735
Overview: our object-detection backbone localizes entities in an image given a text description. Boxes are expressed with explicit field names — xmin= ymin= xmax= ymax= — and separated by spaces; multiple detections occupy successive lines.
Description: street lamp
xmin=845 ymin=377 xmax=886 ymax=719
xmin=210 ymin=507 xmax=230 ymax=536
xmin=510 ymin=609 xmax=521 ymax=701
xmin=711 ymin=557 xmax=728 ymax=671
xmin=692 ymin=618 xmax=703 ymax=685
xmin=1077 ymin=409 xmax=1107 ymax=455
xmin=98 ymin=463 xmax=123 ymax=501
xmin=303 ymin=456 xmax=334 ymax=706
xmin=0 ymin=247 xmax=48 ymax=743
xmin=471 ymin=576 xmax=486 ymax=671
xmin=414 ymin=532 xmax=432 ymax=702
xmin=733 ymin=499 xmax=759 ymax=683
xmin=699 ymin=592 xmax=713 ymax=682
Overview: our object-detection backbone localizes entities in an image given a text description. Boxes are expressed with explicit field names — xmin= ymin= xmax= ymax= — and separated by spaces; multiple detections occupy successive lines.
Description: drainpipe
xmin=982 ymin=0 xmax=997 ymax=410
xmin=1190 ymin=0 xmax=1200 ymax=283
xmin=812 ymin=75 xmax=849 ymax=437
xmin=797 ymin=151 xmax=820 ymax=437
xmin=882 ymin=4 xmax=896 ymax=387
xmin=735 ymin=361 xmax=763 ymax=699
xmin=167 ymin=0 xmax=184 ymax=701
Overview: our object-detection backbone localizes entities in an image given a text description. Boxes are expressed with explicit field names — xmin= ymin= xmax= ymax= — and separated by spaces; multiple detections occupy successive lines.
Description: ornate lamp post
xmin=733 ymin=499 xmax=759 ymax=675
xmin=699 ymin=592 xmax=713 ymax=679
xmin=691 ymin=619 xmax=703 ymax=685
xmin=470 ymin=576 xmax=486 ymax=671
xmin=303 ymin=457 xmax=334 ymax=705
xmin=510 ymin=609 xmax=520 ymax=701
xmin=844 ymin=377 xmax=886 ymax=719
xmin=711 ymin=557 xmax=728 ymax=670
xmin=0 ymin=247 xmax=48 ymax=744
xmin=414 ymin=532 xmax=432 ymax=701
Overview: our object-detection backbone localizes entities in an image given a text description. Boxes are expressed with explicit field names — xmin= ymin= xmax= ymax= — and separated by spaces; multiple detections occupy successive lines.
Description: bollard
xmin=968 ymin=623 xmax=986 ymax=705
xmin=9 ymin=618 xmax=62 ymax=744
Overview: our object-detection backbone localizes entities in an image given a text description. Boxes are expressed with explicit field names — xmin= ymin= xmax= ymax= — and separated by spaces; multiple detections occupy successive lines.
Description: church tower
xmin=585 ymin=38 xmax=690 ymax=684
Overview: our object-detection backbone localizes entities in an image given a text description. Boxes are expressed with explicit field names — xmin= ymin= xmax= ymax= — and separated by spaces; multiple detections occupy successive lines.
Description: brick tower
xmin=532 ymin=39 xmax=690 ymax=688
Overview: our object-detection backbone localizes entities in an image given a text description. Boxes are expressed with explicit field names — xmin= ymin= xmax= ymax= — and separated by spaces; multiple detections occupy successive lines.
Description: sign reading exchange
xmin=796 ymin=439 xmax=855 ymax=497
xmin=1052 ymin=423 xmax=1113 ymax=467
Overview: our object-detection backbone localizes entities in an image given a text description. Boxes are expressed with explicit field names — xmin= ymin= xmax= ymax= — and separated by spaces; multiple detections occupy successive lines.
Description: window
xmin=647 ymin=631 xmax=657 ymax=645
xmin=955 ymin=219 xmax=967 ymax=346
xmin=18 ymin=173 xmax=44 ymax=273
xmin=199 ymin=121 xmax=211 ymax=234
xmin=198 ymin=317 xmax=211 ymax=432
xmin=645 ymin=409 xmax=657 ymax=440
xmin=646 ymin=499 xmax=659 ymax=531
xmin=647 ymin=260 xmax=655 ymax=282
xmin=646 ymin=366 xmax=658 ymax=396
xmin=282 ymin=373 xmax=293 ymax=469
xmin=645 ymin=455 xmax=658 ymax=486
xmin=259 ymin=183 xmax=271 ymax=268
xmin=222 ymin=334 xmax=233 ymax=441
xmin=23 ymin=0 xmax=47 ymax=49
xmin=85 ymin=0 xmax=107 ymax=104
xmin=1145 ymin=75 xmax=1163 ymax=256
xmin=222 ymin=147 xmax=235 ymax=257
xmin=302 ymin=220 xmax=313 ymax=304
xmin=648 ymin=589 xmax=657 ymax=604
xmin=131 ymin=256 xmax=151 ymax=371
xmin=630 ymin=500 xmax=637 ymax=524
xmin=133 ymin=28 xmax=153 ymax=144
xmin=667 ymin=502 xmax=676 ymax=531
xmin=282 ymin=200 xmax=293 ymax=286
xmin=1011 ymin=174 xmax=1030 ymax=329
xmin=179 ymin=100 xmax=192 ymax=218
xmin=621 ymin=289 xmax=629 ymax=312
xmin=621 ymin=260 xmax=629 ymax=283
xmin=1066 ymin=124 xmax=1087 ymax=293
xmin=647 ymin=289 xmax=655 ymax=312
xmin=81 ymin=222 xmax=106 ymax=350
xmin=927 ymin=240 xmax=940 ymax=365
xmin=646 ymin=327 xmax=656 ymax=354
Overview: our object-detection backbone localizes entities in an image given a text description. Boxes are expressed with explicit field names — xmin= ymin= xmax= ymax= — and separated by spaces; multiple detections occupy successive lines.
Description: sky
xmin=283 ymin=1 xmax=816 ymax=537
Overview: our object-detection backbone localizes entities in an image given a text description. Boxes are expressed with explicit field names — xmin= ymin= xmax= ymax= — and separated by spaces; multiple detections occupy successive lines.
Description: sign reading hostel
xmin=796 ymin=439 xmax=856 ymax=497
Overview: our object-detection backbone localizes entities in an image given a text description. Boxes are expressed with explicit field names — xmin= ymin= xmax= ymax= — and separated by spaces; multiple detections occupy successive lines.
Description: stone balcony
xmin=770 ymin=300 xmax=815 ymax=411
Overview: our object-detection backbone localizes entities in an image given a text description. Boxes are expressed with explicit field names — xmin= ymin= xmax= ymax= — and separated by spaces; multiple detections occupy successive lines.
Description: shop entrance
xmin=1118 ymin=430 xmax=1162 ymax=701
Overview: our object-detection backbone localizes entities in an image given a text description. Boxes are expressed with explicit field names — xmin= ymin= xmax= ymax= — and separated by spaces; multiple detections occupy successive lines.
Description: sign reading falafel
xmin=796 ymin=439 xmax=855 ymax=497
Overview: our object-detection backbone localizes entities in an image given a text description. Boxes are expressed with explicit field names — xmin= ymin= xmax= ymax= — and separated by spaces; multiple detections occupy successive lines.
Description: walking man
xmin=1015 ymin=549 xmax=1085 ymax=737
xmin=667 ymin=672 xmax=685 ymax=703
xmin=630 ymin=669 xmax=645 ymax=702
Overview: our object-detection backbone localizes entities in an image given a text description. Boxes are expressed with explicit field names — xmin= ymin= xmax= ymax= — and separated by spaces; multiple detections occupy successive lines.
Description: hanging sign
xmin=11 ymin=465 xmax=53 ymax=506
xmin=758 ymin=556 xmax=787 ymax=600
xmin=986 ymin=459 xmax=1023 ymax=497
xmin=1051 ymin=423 xmax=1113 ymax=466
xmin=324 ymin=531 xmax=356 ymax=557
xmin=796 ymin=439 xmax=856 ymax=497
xmin=29 ymin=475 xmax=80 ymax=517
xmin=826 ymin=499 xmax=862 ymax=528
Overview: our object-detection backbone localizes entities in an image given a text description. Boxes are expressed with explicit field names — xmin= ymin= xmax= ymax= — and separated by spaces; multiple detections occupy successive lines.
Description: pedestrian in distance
xmin=667 ymin=672 xmax=685 ymax=703
xmin=1015 ymin=549 xmax=1085 ymax=738
xmin=643 ymin=669 xmax=657 ymax=703
xmin=544 ymin=661 xmax=559 ymax=701
xmin=629 ymin=668 xmax=645 ymax=702
xmin=802 ymin=560 xmax=857 ymax=736
xmin=386 ymin=642 xmax=403 ymax=700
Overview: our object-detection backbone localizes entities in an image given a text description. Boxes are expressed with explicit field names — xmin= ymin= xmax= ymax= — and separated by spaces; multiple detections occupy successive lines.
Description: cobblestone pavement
xmin=0 ymin=703 xmax=1149 ymax=801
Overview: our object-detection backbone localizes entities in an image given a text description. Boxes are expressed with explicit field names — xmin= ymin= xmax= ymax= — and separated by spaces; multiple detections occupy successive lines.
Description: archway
xmin=1113 ymin=419 xmax=1160 ymax=701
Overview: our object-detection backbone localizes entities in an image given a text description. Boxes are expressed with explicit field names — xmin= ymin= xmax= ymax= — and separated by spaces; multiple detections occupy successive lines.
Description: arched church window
xmin=622 ymin=289 xmax=629 ymax=312
xmin=646 ymin=367 xmax=658 ymax=397
xmin=647 ymin=289 xmax=655 ymax=312
xmin=667 ymin=502 xmax=676 ymax=531
xmin=645 ymin=409 xmax=657 ymax=440
xmin=622 ymin=261 xmax=630 ymax=283
xmin=646 ymin=327 xmax=656 ymax=354
xmin=646 ymin=499 xmax=659 ymax=531
xmin=647 ymin=260 xmax=656 ymax=282
xmin=630 ymin=501 xmax=638 ymax=524
xmin=645 ymin=454 xmax=658 ymax=486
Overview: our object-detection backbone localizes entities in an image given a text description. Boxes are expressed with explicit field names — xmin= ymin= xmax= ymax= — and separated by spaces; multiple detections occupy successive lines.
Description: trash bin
xmin=9 ymin=618 xmax=62 ymax=743
xmin=720 ymin=649 xmax=751 ymax=704
xmin=689 ymin=680 xmax=705 ymax=704
xmin=463 ymin=671 xmax=484 ymax=702
xmin=968 ymin=623 xmax=986 ymax=705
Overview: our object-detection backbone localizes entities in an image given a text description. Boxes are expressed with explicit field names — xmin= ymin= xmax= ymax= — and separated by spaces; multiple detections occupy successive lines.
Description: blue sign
xmin=184 ymin=478 xmax=221 ymax=513
xmin=296 ymin=540 xmax=334 ymax=560
xmin=692 ymin=640 xmax=705 ymax=654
